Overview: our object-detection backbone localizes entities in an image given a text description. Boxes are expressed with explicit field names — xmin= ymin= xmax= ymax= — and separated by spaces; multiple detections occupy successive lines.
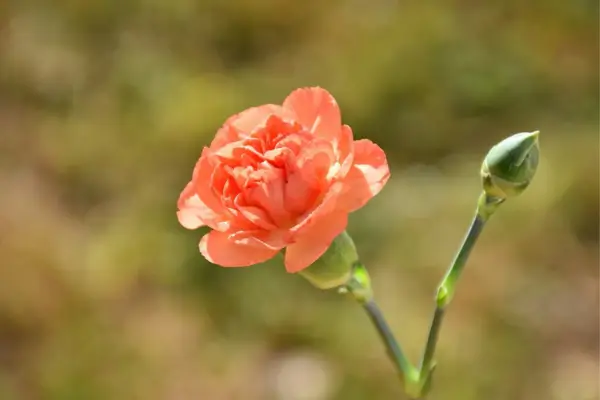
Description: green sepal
xmin=298 ymin=230 xmax=359 ymax=290
xmin=481 ymin=131 xmax=540 ymax=199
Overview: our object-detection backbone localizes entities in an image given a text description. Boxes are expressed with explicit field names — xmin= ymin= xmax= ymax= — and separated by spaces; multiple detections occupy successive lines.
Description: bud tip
xmin=481 ymin=130 xmax=540 ymax=199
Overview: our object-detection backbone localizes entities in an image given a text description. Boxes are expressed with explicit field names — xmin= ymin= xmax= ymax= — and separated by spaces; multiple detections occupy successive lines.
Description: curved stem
xmin=363 ymin=299 xmax=418 ymax=385
xmin=345 ymin=262 xmax=418 ymax=394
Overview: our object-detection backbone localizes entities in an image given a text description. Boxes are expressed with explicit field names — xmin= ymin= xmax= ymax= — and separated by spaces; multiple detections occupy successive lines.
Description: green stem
xmin=436 ymin=211 xmax=488 ymax=308
xmin=416 ymin=192 xmax=502 ymax=397
xmin=417 ymin=307 xmax=445 ymax=386
xmin=345 ymin=262 xmax=418 ymax=393
xmin=363 ymin=299 xmax=418 ymax=385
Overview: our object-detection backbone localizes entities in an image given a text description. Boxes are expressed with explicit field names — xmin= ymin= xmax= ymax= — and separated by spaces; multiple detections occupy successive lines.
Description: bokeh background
xmin=0 ymin=1 xmax=598 ymax=399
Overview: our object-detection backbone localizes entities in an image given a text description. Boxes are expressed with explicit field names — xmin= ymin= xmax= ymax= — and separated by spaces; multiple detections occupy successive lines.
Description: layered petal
xmin=284 ymin=212 xmax=348 ymax=273
xmin=192 ymin=150 xmax=230 ymax=216
xmin=289 ymin=180 xmax=344 ymax=235
xmin=178 ymin=156 xmax=230 ymax=231
xmin=338 ymin=139 xmax=390 ymax=212
xmin=247 ymin=178 xmax=292 ymax=227
xmin=177 ymin=208 xmax=205 ymax=230
xmin=200 ymin=230 xmax=279 ymax=267
xmin=230 ymin=105 xmax=285 ymax=133
xmin=233 ymin=195 xmax=277 ymax=230
xmin=177 ymin=187 xmax=210 ymax=229
xmin=284 ymin=170 xmax=320 ymax=216
xmin=211 ymin=104 xmax=290 ymax=149
xmin=332 ymin=124 xmax=354 ymax=179
xmin=210 ymin=123 xmax=242 ymax=152
xmin=178 ymin=86 xmax=390 ymax=272
xmin=228 ymin=229 xmax=290 ymax=250
xmin=283 ymin=87 xmax=342 ymax=140
xmin=295 ymin=139 xmax=335 ymax=188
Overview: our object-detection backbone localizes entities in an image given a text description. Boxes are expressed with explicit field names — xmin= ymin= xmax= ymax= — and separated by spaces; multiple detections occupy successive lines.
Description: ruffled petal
xmin=289 ymin=180 xmax=344 ymax=235
xmin=192 ymin=150 xmax=228 ymax=212
xmin=282 ymin=87 xmax=342 ymax=140
xmin=334 ymin=124 xmax=355 ymax=178
xmin=228 ymin=229 xmax=290 ymax=250
xmin=199 ymin=230 xmax=279 ymax=267
xmin=284 ymin=170 xmax=320 ymax=216
xmin=211 ymin=105 xmax=292 ymax=149
xmin=284 ymin=212 xmax=348 ymax=273
xmin=338 ymin=139 xmax=390 ymax=212
xmin=247 ymin=179 xmax=293 ymax=227
xmin=295 ymin=140 xmax=335 ymax=188
xmin=177 ymin=179 xmax=222 ymax=230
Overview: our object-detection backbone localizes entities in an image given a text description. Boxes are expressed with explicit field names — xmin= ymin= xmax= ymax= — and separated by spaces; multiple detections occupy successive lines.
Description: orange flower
xmin=177 ymin=87 xmax=389 ymax=273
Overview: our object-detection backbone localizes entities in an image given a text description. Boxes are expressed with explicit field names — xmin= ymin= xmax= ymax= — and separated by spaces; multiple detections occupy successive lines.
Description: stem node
xmin=345 ymin=263 xmax=419 ymax=392
xmin=416 ymin=192 xmax=498 ymax=397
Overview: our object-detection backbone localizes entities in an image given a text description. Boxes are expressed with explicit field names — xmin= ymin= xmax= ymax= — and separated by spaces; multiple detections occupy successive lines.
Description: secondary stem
xmin=437 ymin=212 xmax=488 ymax=307
xmin=417 ymin=307 xmax=445 ymax=384
xmin=416 ymin=193 xmax=501 ymax=396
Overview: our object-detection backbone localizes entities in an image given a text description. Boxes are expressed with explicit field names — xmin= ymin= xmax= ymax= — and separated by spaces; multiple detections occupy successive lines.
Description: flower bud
xmin=298 ymin=231 xmax=359 ymax=290
xmin=481 ymin=131 xmax=540 ymax=199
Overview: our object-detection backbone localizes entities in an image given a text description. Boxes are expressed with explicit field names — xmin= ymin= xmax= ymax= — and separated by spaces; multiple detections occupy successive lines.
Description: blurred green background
xmin=0 ymin=1 xmax=598 ymax=399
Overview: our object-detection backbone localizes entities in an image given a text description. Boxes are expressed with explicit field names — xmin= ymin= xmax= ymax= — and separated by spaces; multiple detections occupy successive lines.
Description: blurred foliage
xmin=0 ymin=1 xmax=598 ymax=399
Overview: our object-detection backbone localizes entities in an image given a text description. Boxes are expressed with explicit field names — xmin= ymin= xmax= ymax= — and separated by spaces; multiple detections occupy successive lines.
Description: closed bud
xmin=481 ymin=131 xmax=540 ymax=199
xmin=298 ymin=231 xmax=359 ymax=290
